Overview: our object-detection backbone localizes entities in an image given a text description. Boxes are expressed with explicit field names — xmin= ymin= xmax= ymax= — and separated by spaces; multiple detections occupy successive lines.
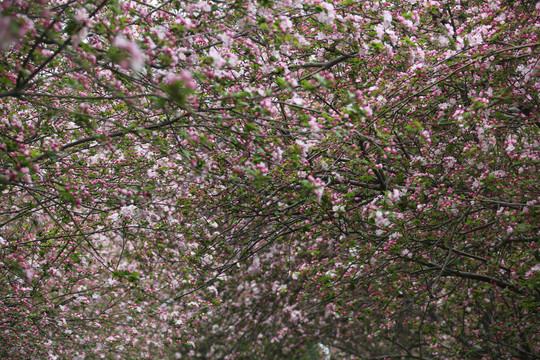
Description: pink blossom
xmin=113 ymin=36 xmax=145 ymax=71
xmin=308 ymin=175 xmax=325 ymax=203
xmin=382 ymin=11 xmax=392 ymax=28
xmin=255 ymin=162 xmax=269 ymax=175
xmin=74 ymin=8 xmax=88 ymax=23
xmin=208 ymin=47 xmax=226 ymax=70
xmin=279 ymin=16 xmax=293 ymax=31
xmin=25 ymin=267 xmax=35 ymax=282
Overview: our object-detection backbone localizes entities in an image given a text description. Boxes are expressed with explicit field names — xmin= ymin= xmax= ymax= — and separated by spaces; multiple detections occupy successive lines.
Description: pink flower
xmin=0 ymin=15 xmax=34 ymax=49
xmin=383 ymin=11 xmax=392 ymax=28
xmin=279 ymin=16 xmax=293 ymax=31
xmin=113 ymin=36 xmax=145 ymax=71
xmin=208 ymin=47 xmax=226 ymax=70
xmin=374 ymin=210 xmax=390 ymax=227
xmin=25 ymin=267 xmax=35 ymax=282
xmin=178 ymin=70 xmax=197 ymax=90
xmin=255 ymin=162 xmax=269 ymax=175
xmin=308 ymin=176 xmax=325 ymax=203
xmin=74 ymin=8 xmax=88 ymax=23
xmin=308 ymin=117 xmax=320 ymax=134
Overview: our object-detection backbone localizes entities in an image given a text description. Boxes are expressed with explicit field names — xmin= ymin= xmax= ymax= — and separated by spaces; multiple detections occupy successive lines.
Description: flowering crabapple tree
xmin=1 ymin=0 xmax=539 ymax=359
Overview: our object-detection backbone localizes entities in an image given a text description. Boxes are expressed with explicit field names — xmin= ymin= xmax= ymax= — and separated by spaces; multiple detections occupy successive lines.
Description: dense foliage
xmin=1 ymin=0 xmax=539 ymax=359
